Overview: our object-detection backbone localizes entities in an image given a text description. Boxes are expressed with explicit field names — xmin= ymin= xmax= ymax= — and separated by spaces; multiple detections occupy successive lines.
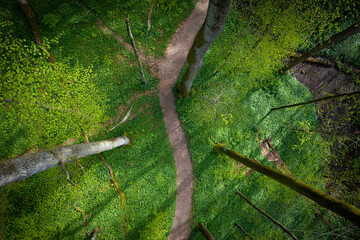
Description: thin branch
xmin=146 ymin=0 xmax=156 ymax=35
xmin=97 ymin=153 xmax=125 ymax=210
xmin=234 ymin=222 xmax=254 ymax=240
xmin=236 ymin=190 xmax=299 ymax=240
xmin=59 ymin=162 xmax=76 ymax=187
xmin=125 ymin=18 xmax=146 ymax=84
xmin=105 ymin=106 xmax=133 ymax=133
xmin=271 ymin=91 xmax=360 ymax=111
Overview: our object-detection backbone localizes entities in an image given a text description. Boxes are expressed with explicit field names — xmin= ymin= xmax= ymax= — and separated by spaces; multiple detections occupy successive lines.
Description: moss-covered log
xmin=280 ymin=21 xmax=360 ymax=74
xmin=212 ymin=143 xmax=360 ymax=227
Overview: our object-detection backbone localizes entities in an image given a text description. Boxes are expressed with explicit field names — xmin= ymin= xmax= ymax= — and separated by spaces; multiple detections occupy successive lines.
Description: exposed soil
xmin=155 ymin=1 xmax=208 ymax=239
xmin=291 ymin=59 xmax=360 ymax=203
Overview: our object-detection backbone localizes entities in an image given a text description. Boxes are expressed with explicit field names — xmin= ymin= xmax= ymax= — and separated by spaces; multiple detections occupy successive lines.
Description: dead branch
xmin=125 ymin=18 xmax=147 ymax=84
xmin=97 ymin=153 xmax=125 ymax=210
xmin=289 ymin=52 xmax=332 ymax=67
xmin=147 ymin=0 xmax=156 ymax=35
xmin=236 ymin=190 xmax=299 ymax=240
xmin=196 ymin=222 xmax=215 ymax=240
xmin=259 ymin=138 xmax=290 ymax=174
xmin=90 ymin=227 xmax=100 ymax=240
xmin=234 ymin=222 xmax=254 ymax=240
xmin=126 ymin=162 xmax=135 ymax=167
xmin=105 ymin=106 xmax=133 ymax=133
xmin=59 ymin=162 xmax=76 ymax=187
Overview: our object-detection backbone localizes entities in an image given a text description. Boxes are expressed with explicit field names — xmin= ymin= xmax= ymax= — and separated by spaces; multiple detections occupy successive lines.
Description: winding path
xmin=155 ymin=1 xmax=208 ymax=239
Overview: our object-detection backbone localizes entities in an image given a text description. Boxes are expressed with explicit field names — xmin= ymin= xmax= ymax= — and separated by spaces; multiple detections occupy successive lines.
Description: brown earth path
xmin=97 ymin=1 xmax=208 ymax=238
xmin=155 ymin=0 xmax=208 ymax=239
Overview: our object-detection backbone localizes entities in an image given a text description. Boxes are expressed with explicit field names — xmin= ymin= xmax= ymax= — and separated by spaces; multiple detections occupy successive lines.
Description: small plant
xmin=42 ymin=13 xmax=61 ymax=29
xmin=140 ymin=211 xmax=169 ymax=240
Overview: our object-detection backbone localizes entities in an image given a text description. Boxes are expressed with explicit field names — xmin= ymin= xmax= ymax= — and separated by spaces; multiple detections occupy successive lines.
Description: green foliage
xmin=0 ymin=21 xmax=106 ymax=157
xmin=176 ymin=18 xmax=353 ymax=237
xmin=42 ymin=13 xmax=61 ymax=29
xmin=140 ymin=211 xmax=170 ymax=240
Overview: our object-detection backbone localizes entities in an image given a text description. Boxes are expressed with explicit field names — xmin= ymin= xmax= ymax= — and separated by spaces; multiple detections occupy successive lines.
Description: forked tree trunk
xmin=177 ymin=0 xmax=232 ymax=97
xmin=280 ymin=21 xmax=360 ymax=74
xmin=0 ymin=136 xmax=130 ymax=187
xmin=212 ymin=143 xmax=360 ymax=227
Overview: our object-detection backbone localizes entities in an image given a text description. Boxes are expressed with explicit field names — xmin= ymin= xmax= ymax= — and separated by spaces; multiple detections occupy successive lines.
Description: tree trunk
xmin=125 ymin=18 xmax=147 ymax=84
xmin=212 ymin=143 xmax=360 ymax=227
xmin=0 ymin=136 xmax=130 ymax=187
xmin=196 ymin=222 xmax=215 ymax=240
xmin=17 ymin=0 xmax=55 ymax=63
xmin=177 ymin=0 xmax=232 ymax=97
xmin=235 ymin=190 xmax=298 ymax=240
xmin=271 ymin=90 xmax=360 ymax=111
xmin=280 ymin=21 xmax=360 ymax=74
xmin=259 ymin=138 xmax=334 ymax=232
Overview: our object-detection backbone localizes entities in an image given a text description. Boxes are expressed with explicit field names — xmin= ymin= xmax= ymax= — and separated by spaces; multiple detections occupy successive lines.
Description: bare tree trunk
xmin=0 ymin=136 xmax=130 ymax=187
xmin=212 ymin=143 xmax=360 ymax=227
xmin=17 ymin=0 xmax=55 ymax=63
xmin=177 ymin=0 xmax=232 ymax=97
xmin=280 ymin=21 xmax=360 ymax=74
xmin=125 ymin=18 xmax=147 ymax=84
xmin=271 ymin=90 xmax=360 ymax=111
xmin=196 ymin=222 xmax=215 ymax=240
xmin=236 ymin=190 xmax=298 ymax=240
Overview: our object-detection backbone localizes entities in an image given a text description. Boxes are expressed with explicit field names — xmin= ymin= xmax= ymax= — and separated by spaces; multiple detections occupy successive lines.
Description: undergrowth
xmin=0 ymin=0 xmax=195 ymax=239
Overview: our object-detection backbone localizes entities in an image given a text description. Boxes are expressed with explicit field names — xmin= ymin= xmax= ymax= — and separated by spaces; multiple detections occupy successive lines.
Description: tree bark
xmin=236 ymin=190 xmax=298 ymax=240
xmin=177 ymin=0 xmax=232 ymax=97
xmin=271 ymin=90 xmax=360 ymax=111
xmin=280 ymin=21 xmax=360 ymax=74
xmin=0 ymin=136 xmax=130 ymax=187
xmin=125 ymin=18 xmax=147 ymax=84
xmin=196 ymin=222 xmax=215 ymax=240
xmin=17 ymin=0 xmax=55 ymax=63
xmin=212 ymin=143 xmax=360 ymax=227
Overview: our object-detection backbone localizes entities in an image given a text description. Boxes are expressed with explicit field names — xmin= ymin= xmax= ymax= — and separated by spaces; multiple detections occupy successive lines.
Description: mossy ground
xmin=0 ymin=0 xmax=195 ymax=239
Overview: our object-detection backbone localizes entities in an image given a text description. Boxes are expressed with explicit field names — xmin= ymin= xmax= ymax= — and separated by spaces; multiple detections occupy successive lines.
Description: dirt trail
xmin=96 ymin=1 xmax=208 ymax=237
xmin=156 ymin=0 xmax=208 ymax=239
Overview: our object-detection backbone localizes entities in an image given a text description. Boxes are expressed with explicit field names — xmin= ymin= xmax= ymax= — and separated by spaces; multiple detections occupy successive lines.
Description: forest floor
xmin=101 ymin=0 xmax=208 ymax=238
xmin=292 ymin=59 xmax=360 ymax=202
